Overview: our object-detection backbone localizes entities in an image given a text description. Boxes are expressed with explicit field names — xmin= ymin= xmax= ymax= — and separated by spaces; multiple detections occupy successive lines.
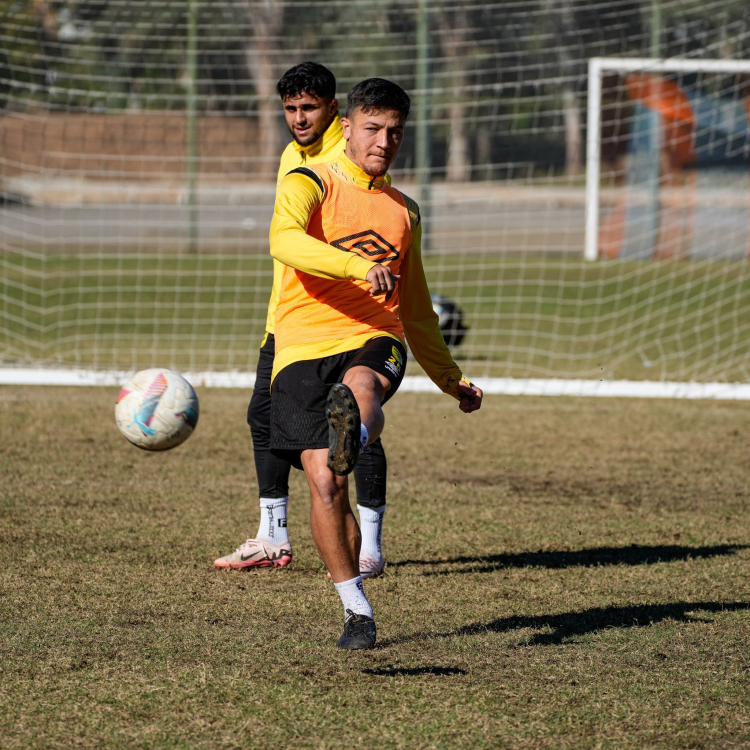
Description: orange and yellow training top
xmin=264 ymin=114 xmax=346 ymax=336
xmin=269 ymin=152 xmax=466 ymax=400
xmin=264 ymin=115 xmax=391 ymax=336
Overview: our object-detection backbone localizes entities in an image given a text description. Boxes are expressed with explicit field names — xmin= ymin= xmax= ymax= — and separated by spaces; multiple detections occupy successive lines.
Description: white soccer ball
xmin=115 ymin=369 xmax=199 ymax=451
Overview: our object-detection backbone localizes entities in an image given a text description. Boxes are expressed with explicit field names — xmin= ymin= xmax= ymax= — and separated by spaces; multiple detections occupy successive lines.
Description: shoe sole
xmin=326 ymin=384 xmax=361 ymax=476
xmin=336 ymin=636 xmax=376 ymax=650
xmin=214 ymin=553 xmax=292 ymax=570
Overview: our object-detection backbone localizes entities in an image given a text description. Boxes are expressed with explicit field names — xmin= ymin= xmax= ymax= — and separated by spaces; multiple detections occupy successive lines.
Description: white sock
xmin=256 ymin=496 xmax=289 ymax=545
xmin=333 ymin=576 xmax=373 ymax=619
xmin=358 ymin=503 xmax=385 ymax=560
xmin=360 ymin=423 xmax=369 ymax=450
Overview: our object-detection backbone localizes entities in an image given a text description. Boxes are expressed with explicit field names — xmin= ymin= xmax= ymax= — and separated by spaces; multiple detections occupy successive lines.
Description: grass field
xmin=3 ymin=252 xmax=750 ymax=381
xmin=2 ymin=386 xmax=750 ymax=748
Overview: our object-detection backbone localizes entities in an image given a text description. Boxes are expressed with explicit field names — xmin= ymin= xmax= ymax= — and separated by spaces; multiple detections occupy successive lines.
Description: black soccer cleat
xmin=336 ymin=610 xmax=377 ymax=650
xmin=326 ymin=383 xmax=361 ymax=476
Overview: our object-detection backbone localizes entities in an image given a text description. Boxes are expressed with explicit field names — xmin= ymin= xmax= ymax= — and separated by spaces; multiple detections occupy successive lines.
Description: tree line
xmin=1 ymin=0 xmax=748 ymax=179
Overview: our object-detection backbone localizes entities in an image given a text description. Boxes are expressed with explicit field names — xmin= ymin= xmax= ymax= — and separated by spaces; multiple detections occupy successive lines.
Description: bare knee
xmin=308 ymin=467 xmax=347 ymax=511
xmin=343 ymin=366 xmax=388 ymax=401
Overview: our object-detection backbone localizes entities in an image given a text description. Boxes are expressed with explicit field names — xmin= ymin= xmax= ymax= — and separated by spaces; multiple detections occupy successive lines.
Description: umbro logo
xmin=331 ymin=230 xmax=399 ymax=264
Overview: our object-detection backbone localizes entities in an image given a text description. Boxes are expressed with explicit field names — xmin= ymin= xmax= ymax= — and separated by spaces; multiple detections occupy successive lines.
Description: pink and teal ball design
xmin=114 ymin=369 xmax=199 ymax=451
xmin=134 ymin=372 xmax=169 ymax=437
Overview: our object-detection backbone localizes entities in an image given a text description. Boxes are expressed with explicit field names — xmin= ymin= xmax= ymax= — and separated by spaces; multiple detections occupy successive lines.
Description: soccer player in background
xmin=268 ymin=78 xmax=483 ymax=648
xmin=214 ymin=63 xmax=391 ymax=577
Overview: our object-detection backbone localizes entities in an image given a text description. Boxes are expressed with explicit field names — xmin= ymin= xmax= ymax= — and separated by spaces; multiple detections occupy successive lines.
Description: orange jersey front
xmin=274 ymin=163 xmax=411 ymax=354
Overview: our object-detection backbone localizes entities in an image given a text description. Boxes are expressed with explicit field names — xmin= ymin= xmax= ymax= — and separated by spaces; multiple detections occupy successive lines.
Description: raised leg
xmin=342 ymin=365 xmax=390 ymax=445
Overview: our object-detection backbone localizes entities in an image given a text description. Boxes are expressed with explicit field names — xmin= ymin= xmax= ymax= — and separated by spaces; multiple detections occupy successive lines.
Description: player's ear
xmin=329 ymin=97 xmax=339 ymax=117
xmin=341 ymin=117 xmax=351 ymax=140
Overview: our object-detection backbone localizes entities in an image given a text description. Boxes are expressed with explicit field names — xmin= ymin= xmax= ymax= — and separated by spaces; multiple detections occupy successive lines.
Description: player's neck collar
xmin=331 ymin=153 xmax=387 ymax=191
xmin=292 ymin=114 xmax=343 ymax=157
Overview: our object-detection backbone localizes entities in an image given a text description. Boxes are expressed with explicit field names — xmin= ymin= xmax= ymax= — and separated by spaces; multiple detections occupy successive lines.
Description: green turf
xmin=2 ymin=252 xmax=750 ymax=380
xmin=1 ymin=387 xmax=749 ymax=748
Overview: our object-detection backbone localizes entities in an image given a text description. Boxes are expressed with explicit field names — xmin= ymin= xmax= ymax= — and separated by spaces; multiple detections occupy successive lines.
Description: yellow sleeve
xmin=265 ymin=143 xmax=303 ymax=334
xmin=400 ymin=221 xmax=465 ymax=400
xmin=269 ymin=172 xmax=375 ymax=281
xmin=276 ymin=143 xmax=298 ymax=185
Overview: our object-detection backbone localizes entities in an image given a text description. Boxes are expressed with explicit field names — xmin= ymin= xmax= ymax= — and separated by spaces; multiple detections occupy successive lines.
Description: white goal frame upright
xmin=585 ymin=56 xmax=750 ymax=262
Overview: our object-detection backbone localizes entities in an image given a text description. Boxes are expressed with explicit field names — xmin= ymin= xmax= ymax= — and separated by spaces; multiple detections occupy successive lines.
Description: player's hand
xmin=458 ymin=379 xmax=483 ymax=413
xmin=366 ymin=265 xmax=400 ymax=302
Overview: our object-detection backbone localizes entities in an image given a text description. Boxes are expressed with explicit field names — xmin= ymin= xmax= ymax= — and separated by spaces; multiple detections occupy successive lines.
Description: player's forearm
xmin=400 ymin=223 xmax=465 ymax=399
xmin=403 ymin=318 xmax=465 ymax=399
xmin=270 ymin=215 xmax=373 ymax=281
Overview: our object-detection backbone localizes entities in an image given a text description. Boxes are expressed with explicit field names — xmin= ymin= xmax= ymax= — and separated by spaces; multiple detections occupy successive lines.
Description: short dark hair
xmin=276 ymin=62 xmax=336 ymax=101
xmin=345 ymin=78 xmax=411 ymax=119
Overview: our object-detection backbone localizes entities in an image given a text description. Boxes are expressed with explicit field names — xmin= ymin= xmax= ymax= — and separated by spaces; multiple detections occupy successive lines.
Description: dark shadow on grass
xmin=362 ymin=666 xmax=466 ymax=677
xmin=390 ymin=544 xmax=747 ymax=576
xmin=379 ymin=601 xmax=750 ymax=647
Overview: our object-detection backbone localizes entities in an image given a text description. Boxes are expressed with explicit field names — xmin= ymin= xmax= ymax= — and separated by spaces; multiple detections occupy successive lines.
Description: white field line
xmin=2 ymin=368 xmax=750 ymax=400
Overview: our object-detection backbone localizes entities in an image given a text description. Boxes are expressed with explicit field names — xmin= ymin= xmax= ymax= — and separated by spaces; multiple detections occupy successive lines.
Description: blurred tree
xmin=437 ymin=5 xmax=471 ymax=182
xmin=245 ymin=0 xmax=285 ymax=177
xmin=3 ymin=0 xmax=750 ymax=177
xmin=0 ymin=0 xmax=44 ymax=104
xmin=544 ymin=0 xmax=582 ymax=175
xmin=4 ymin=0 xmax=252 ymax=110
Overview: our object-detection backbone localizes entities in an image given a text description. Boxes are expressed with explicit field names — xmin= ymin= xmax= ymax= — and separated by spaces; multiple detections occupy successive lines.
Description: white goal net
xmin=2 ymin=0 xmax=750 ymax=393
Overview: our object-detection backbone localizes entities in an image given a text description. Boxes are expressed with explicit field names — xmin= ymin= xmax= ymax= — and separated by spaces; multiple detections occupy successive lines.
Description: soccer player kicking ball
xmin=268 ymin=78 xmax=483 ymax=649
xmin=214 ymin=63 xmax=392 ymax=577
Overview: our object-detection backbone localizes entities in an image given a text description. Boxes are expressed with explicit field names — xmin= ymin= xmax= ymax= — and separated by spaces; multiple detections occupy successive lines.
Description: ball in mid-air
xmin=115 ymin=369 xmax=199 ymax=451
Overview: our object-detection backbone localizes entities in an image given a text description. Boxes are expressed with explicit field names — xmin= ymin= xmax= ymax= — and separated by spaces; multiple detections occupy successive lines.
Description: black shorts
xmin=270 ymin=336 xmax=407 ymax=468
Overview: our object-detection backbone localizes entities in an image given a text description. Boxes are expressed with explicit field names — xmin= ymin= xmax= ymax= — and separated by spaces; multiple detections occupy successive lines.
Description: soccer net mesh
xmin=2 ymin=0 xmax=750 ymax=386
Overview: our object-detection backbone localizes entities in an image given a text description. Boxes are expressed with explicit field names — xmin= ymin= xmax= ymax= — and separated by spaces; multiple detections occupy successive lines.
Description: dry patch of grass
xmin=1 ymin=387 xmax=749 ymax=749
